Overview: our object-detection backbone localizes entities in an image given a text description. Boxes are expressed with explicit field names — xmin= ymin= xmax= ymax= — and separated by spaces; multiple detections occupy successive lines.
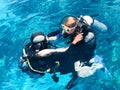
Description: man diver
xmin=19 ymin=32 xmax=51 ymax=74
xmin=19 ymin=32 xmax=68 ymax=82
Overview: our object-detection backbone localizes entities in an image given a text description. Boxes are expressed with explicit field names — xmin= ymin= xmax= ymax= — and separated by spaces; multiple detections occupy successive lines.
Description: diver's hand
xmin=72 ymin=33 xmax=83 ymax=44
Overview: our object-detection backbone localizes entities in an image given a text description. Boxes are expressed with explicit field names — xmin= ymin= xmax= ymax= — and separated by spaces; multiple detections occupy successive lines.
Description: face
xmin=61 ymin=24 xmax=76 ymax=34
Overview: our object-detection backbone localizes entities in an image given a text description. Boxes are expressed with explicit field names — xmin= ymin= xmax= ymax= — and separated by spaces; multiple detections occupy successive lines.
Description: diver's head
xmin=61 ymin=16 xmax=78 ymax=34
xmin=31 ymin=32 xmax=48 ymax=51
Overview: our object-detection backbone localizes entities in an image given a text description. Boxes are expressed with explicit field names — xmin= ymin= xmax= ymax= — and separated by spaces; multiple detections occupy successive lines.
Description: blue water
xmin=0 ymin=0 xmax=120 ymax=90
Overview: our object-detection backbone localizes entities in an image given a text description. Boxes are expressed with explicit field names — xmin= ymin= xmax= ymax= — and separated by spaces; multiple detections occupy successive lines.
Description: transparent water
xmin=0 ymin=0 xmax=120 ymax=90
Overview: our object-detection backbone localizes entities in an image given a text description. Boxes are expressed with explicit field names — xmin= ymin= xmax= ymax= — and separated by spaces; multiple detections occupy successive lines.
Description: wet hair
xmin=64 ymin=16 xmax=77 ymax=28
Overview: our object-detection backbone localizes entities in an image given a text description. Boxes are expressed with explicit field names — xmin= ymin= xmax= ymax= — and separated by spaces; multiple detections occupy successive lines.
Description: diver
xmin=19 ymin=32 xmax=65 ymax=82
xmin=19 ymin=32 xmax=52 ymax=75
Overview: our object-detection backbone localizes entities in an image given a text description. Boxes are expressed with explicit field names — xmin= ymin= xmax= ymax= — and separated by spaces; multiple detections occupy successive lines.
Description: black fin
xmin=66 ymin=72 xmax=79 ymax=90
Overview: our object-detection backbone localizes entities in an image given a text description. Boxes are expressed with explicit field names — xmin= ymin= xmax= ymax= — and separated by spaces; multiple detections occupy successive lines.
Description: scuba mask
xmin=61 ymin=24 xmax=77 ymax=33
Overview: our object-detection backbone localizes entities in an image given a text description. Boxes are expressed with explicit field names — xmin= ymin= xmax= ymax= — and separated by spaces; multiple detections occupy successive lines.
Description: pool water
xmin=0 ymin=0 xmax=120 ymax=90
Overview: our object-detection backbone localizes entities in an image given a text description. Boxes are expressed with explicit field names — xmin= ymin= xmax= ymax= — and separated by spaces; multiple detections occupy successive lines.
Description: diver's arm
xmin=36 ymin=47 xmax=68 ymax=57
xmin=36 ymin=49 xmax=56 ymax=57
xmin=47 ymin=31 xmax=63 ymax=41
xmin=55 ymin=47 xmax=68 ymax=52
xmin=48 ymin=36 xmax=57 ymax=41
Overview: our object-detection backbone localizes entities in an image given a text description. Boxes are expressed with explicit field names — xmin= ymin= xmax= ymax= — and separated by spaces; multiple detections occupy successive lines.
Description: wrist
xmin=72 ymin=40 xmax=77 ymax=45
